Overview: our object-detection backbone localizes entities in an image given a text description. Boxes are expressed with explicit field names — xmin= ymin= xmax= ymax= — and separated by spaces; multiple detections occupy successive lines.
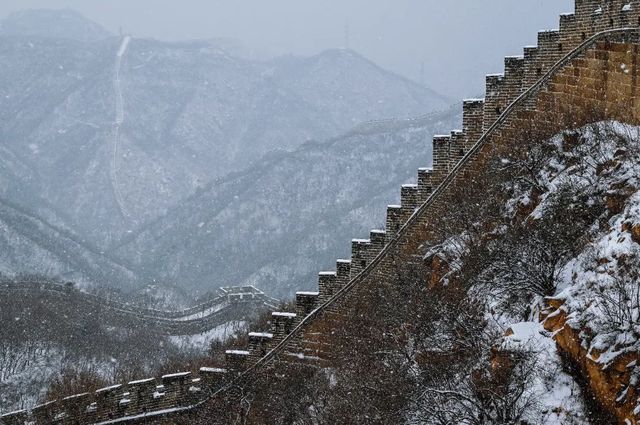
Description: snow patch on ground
xmin=502 ymin=322 xmax=588 ymax=423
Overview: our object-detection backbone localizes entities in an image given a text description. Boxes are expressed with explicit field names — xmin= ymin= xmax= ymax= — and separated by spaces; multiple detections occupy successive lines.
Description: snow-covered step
xmin=503 ymin=56 xmax=526 ymax=103
xmin=199 ymin=367 xmax=227 ymax=392
xmin=94 ymin=384 xmax=123 ymax=419
xmin=350 ymin=238 xmax=372 ymax=278
xmin=483 ymin=74 xmax=505 ymax=132
xmin=224 ymin=351 xmax=250 ymax=374
xmin=449 ymin=130 xmax=465 ymax=168
xmin=432 ymin=135 xmax=452 ymax=185
xmin=160 ymin=372 xmax=193 ymax=406
xmin=385 ymin=205 xmax=403 ymax=243
xmin=522 ymin=45 xmax=541 ymax=87
xmin=401 ymin=184 xmax=420 ymax=215
xmin=417 ymin=168 xmax=434 ymax=203
xmin=296 ymin=291 xmax=319 ymax=318
xmin=462 ymin=99 xmax=485 ymax=149
xmin=369 ymin=230 xmax=386 ymax=256
xmin=270 ymin=312 xmax=298 ymax=340
xmin=248 ymin=333 xmax=274 ymax=361
xmin=123 ymin=378 xmax=156 ymax=411
xmin=60 ymin=392 xmax=93 ymax=422
xmin=318 ymin=271 xmax=338 ymax=302
xmin=536 ymin=30 xmax=562 ymax=79
xmin=336 ymin=259 xmax=351 ymax=288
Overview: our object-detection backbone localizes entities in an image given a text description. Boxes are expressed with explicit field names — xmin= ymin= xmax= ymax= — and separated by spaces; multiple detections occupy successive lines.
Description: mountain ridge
xmin=0 ymin=9 xmax=113 ymax=42
xmin=0 ymin=10 xmax=451 ymax=296
xmin=111 ymin=106 xmax=460 ymax=296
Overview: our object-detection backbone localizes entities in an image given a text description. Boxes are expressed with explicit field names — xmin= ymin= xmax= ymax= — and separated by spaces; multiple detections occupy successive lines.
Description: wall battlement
xmin=0 ymin=282 xmax=275 ymax=337
xmin=6 ymin=1 xmax=640 ymax=423
xmin=0 ymin=368 xmax=230 ymax=425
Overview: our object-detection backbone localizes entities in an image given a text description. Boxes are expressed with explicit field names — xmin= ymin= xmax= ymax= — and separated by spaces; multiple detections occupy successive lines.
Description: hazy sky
xmin=0 ymin=0 xmax=573 ymax=98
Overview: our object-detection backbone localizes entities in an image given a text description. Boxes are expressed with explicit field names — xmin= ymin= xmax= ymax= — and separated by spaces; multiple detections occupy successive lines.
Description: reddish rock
xmin=543 ymin=300 xmax=640 ymax=424
xmin=632 ymin=224 xmax=640 ymax=245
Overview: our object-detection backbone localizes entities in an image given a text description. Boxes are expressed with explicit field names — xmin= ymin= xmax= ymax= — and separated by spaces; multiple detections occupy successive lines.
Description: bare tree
xmin=412 ymin=349 xmax=542 ymax=425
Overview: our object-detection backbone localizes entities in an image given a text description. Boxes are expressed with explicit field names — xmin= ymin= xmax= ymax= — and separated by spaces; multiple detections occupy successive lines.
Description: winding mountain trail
xmin=111 ymin=35 xmax=132 ymax=219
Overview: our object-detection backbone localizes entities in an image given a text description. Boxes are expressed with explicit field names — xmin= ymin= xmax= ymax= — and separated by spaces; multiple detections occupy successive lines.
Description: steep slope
xmin=113 ymin=107 xmax=460 ymax=297
xmin=189 ymin=124 xmax=633 ymax=425
xmin=0 ymin=197 xmax=138 ymax=288
xmin=539 ymin=123 xmax=640 ymax=421
xmin=0 ymin=139 xmax=141 ymax=286
xmin=0 ymin=11 xmax=450 ymax=248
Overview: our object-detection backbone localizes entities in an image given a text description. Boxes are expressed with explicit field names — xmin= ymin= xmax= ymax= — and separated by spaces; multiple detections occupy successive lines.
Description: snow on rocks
xmin=502 ymin=322 xmax=588 ymax=423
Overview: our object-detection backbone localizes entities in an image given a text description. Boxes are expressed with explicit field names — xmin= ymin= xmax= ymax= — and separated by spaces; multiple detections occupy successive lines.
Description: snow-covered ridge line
xmin=341 ymin=103 xmax=460 ymax=138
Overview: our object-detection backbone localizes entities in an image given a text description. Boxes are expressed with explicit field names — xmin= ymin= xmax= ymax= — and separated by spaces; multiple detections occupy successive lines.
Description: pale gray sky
xmin=0 ymin=0 xmax=573 ymax=98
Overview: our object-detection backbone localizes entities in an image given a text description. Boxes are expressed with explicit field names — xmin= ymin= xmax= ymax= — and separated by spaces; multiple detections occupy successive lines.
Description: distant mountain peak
xmin=0 ymin=9 xmax=112 ymax=42
xmin=309 ymin=47 xmax=371 ymax=63
xmin=270 ymin=47 xmax=452 ymax=108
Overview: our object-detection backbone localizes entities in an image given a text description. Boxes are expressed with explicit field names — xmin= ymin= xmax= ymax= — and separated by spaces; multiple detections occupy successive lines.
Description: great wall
xmin=3 ymin=1 xmax=640 ymax=423
xmin=0 ymin=282 xmax=277 ymax=336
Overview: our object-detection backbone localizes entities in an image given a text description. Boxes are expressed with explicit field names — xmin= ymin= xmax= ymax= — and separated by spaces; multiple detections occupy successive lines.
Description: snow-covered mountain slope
xmin=0 ymin=10 xmax=450 ymax=249
xmin=113 ymin=108 xmax=460 ymax=297
xmin=266 ymin=49 xmax=450 ymax=133
xmin=311 ymin=121 xmax=640 ymax=424
xmin=0 ymin=196 xmax=139 ymax=288
xmin=532 ymin=123 xmax=640 ymax=420
xmin=0 ymin=9 xmax=112 ymax=42
xmin=420 ymin=121 xmax=640 ymax=422
xmin=0 ymin=142 xmax=140 ymax=287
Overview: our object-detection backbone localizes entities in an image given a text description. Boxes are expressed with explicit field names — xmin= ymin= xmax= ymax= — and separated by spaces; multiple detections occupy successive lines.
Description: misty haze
xmin=1 ymin=1 xmax=639 ymax=424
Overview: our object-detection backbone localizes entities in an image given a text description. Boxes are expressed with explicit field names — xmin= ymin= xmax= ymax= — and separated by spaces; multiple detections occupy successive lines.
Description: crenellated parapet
xmin=448 ymin=130 xmax=465 ymax=169
xmin=248 ymin=333 xmax=274 ymax=362
xmin=0 ymin=368 xmax=229 ymax=425
xmin=503 ymin=56 xmax=526 ymax=103
xmin=483 ymin=74 xmax=505 ymax=131
xmin=221 ymin=0 xmax=640 ymax=408
xmin=432 ymin=134 xmax=452 ymax=185
xmin=462 ymin=99 xmax=484 ymax=150
xmin=22 ymin=2 xmax=640 ymax=423
xmin=350 ymin=239 xmax=372 ymax=278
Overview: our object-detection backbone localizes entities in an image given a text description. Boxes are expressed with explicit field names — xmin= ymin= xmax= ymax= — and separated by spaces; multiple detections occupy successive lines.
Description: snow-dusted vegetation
xmin=189 ymin=122 xmax=640 ymax=424
xmin=413 ymin=122 xmax=640 ymax=423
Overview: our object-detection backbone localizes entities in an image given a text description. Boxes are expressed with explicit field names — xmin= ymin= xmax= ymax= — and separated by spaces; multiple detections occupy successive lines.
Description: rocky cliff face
xmin=540 ymin=123 xmax=640 ymax=423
